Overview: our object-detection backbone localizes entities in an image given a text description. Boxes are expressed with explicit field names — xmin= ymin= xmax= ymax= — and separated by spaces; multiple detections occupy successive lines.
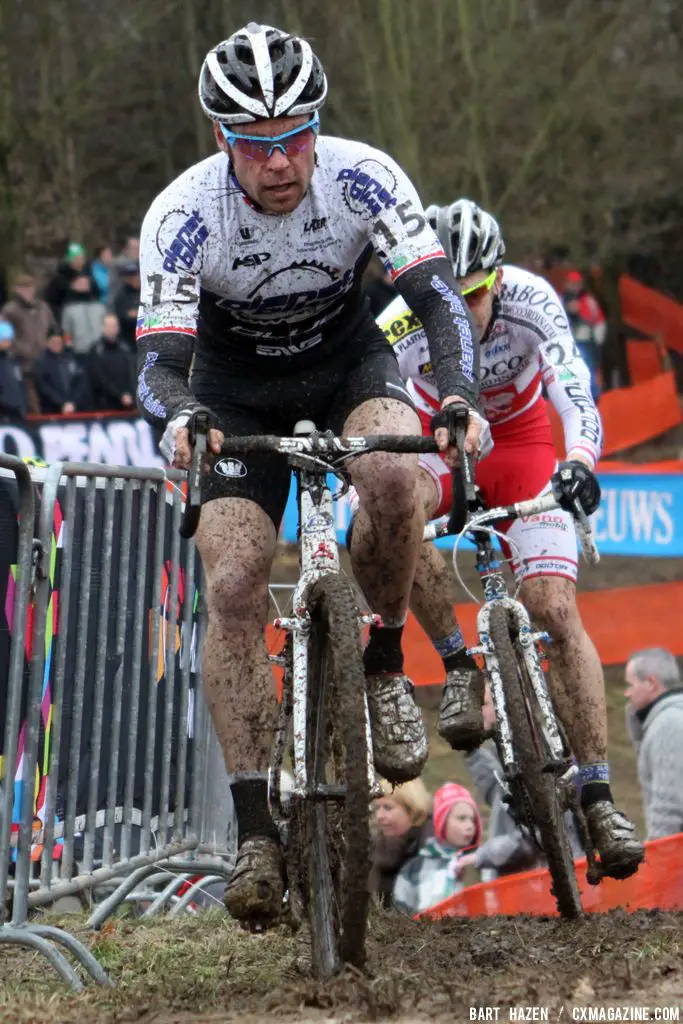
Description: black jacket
xmin=0 ymin=351 xmax=28 ymax=417
xmin=87 ymin=337 xmax=136 ymax=410
xmin=34 ymin=348 xmax=89 ymax=413
xmin=44 ymin=262 xmax=100 ymax=321
xmin=113 ymin=283 xmax=141 ymax=349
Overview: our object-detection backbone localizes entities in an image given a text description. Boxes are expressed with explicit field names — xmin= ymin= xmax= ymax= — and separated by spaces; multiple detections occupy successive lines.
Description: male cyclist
xmin=377 ymin=199 xmax=644 ymax=879
xmin=135 ymin=24 xmax=483 ymax=926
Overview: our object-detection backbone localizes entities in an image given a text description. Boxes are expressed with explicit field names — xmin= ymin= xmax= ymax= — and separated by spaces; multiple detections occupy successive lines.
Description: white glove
xmin=159 ymin=410 xmax=193 ymax=464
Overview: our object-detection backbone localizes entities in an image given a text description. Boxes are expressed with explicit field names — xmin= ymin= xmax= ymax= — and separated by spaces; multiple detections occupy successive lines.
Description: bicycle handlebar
xmin=178 ymin=427 xmax=442 ymax=538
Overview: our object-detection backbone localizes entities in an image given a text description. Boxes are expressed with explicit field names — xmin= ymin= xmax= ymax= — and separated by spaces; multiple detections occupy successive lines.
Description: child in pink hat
xmin=393 ymin=782 xmax=482 ymax=914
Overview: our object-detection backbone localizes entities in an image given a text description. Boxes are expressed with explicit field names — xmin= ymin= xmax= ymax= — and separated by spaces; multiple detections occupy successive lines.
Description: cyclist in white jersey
xmin=135 ymin=24 xmax=485 ymax=925
xmin=375 ymin=200 xmax=644 ymax=880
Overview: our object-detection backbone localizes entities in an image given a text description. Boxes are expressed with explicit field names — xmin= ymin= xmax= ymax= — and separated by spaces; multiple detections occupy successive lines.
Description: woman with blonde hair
xmin=369 ymin=777 xmax=433 ymax=905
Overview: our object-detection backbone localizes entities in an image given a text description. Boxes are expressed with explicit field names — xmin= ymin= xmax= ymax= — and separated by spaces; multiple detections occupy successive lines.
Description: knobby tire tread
xmin=488 ymin=604 xmax=582 ymax=919
xmin=300 ymin=574 xmax=370 ymax=975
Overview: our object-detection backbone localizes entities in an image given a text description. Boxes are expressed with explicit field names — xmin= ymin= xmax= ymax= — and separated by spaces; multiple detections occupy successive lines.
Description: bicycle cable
xmin=452 ymin=523 xmax=524 ymax=604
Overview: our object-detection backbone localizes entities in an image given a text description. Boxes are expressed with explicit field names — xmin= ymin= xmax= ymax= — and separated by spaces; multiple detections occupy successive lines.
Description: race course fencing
xmin=0 ymin=457 xmax=234 ymax=990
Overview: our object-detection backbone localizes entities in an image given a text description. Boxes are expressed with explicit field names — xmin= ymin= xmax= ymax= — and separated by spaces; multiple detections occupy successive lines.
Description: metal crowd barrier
xmin=0 ymin=459 xmax=234 ymax=989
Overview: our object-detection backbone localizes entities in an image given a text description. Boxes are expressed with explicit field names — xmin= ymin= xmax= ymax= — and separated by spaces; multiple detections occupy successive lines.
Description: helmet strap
xmin=480 ymin=295 xmax=501 ymax=345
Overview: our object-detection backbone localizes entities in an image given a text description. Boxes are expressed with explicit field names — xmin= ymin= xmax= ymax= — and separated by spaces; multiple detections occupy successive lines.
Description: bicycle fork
xmin=267 ymin=479 xmax=380 ymax=842
xmin=470 ymin=597 xmax=571 ymax=780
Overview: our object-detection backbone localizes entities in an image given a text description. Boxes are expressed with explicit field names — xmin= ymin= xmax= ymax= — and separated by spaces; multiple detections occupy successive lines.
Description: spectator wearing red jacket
xmin=562 ymin=271 xmax=606 ymax=400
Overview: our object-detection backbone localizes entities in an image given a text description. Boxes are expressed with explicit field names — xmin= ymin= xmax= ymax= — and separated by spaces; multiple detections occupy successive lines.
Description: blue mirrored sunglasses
xmin=219 ymin=113 xmax=320 ymax=162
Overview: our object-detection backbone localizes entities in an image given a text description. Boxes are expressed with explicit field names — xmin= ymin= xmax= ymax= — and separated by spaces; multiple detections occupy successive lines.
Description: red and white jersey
xmin=379 ymin=264 xmax=603 ymax=468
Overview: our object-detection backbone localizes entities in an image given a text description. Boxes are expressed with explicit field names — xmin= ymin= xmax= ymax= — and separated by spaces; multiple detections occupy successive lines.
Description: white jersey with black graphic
xmin=138 ymin=137 xmax=443 ymax=352
xmin=135 ymin=134 xmax=483 ymax=426
xmin=379 ymin=264 xmax=603 ymax=467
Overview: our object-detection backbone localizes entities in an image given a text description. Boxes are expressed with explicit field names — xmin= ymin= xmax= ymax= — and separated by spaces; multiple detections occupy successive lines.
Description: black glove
xmin=551 ymin=461 xmax=601 ymax=516
xmin=429 ymin=403 xmax=470 ymax=446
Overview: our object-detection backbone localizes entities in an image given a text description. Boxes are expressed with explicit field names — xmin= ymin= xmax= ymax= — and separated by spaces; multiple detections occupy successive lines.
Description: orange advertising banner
xmin=420 ymin=833 xmax=683 ymax=918
xmin=620 ymin=275 xmax=683 ymax=356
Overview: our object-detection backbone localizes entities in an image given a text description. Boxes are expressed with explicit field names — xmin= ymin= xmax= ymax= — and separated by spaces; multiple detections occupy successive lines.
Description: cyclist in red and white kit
xmin=377 ymin=200 xmax=644 ymax=879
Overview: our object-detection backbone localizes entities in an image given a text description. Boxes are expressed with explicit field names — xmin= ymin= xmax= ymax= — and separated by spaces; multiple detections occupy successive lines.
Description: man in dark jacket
xmin=113 ymin=261 xmax=141 ymax=351
xmin=34 ymin=328 xmax=89 ymax=414
xmin=0 ymin=318 xmax=28 ymax=417
xmin=87 ymin=313 xmax=136 ymax=411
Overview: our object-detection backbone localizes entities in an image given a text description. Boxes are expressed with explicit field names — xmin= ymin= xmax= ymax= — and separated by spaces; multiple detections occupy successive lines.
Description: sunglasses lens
xmin=463 ymin=284 xmax=488 ymax=304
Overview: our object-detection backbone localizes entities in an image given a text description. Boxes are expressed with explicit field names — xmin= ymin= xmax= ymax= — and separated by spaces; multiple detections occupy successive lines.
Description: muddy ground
xmin=1 ymin=907 xmax=681 ymax=1023
xmin=3 ymin=432 xmax=682 ymax=1023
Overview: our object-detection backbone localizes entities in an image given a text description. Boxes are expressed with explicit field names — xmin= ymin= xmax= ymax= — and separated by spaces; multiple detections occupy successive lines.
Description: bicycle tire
xmin=291 ymin=574 xmax=370 ymax=978
xmin=488 ymin=604 xmax=583 ymax=919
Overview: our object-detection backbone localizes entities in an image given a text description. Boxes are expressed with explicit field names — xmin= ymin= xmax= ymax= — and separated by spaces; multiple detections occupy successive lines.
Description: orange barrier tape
xmin=400 ymin=580 xmax=683 ymax=686
xmin=267 ymin=582 xmax=683 ymax=689
xmin=548 ymin=371 xmax=682 ymax=458
xmin=420 ymin=833 xmax=683 ymax=918
xmin=620 ymin=274 xmax=683 ymax=356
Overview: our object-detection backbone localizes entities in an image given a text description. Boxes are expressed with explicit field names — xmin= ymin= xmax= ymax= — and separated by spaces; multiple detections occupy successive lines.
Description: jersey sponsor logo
xmin=137 ymin=351 xmax=167 ymax=419
xmin=429 ymin=276 xmax=475 ymax=383
xmin=337 ymin=159 xmax=398 ymax=218
xmin=156 ymin=208 xmax=209 ymax=275
xmin=381 ymin=309 xmax=422 ymax=342
xmin=501 ymin=282 xmax=568 ymax=331
xmin=563 ymin=381 xmax=601 ymax=447
xmin=483 ymin=340 xmax=511 ymax=357
xmin=214 ymin=457 xmax=247 ymax=479
xmin=255 ymin=335 xmax=324 ymax=356
xmin=234 ymin=225 xmax=265 ymax=245
xmin=481 ymin=355 xmax=527 ymax=382
xmin=231 ymin=252 xmax=271 ymax=270
xmin=217 ymin=264 xmax=354 ymax=320
xmin=304 ymin=217 xmax=328 ymax=233
xmin=481 ymin=389 xmax=516 ymax=416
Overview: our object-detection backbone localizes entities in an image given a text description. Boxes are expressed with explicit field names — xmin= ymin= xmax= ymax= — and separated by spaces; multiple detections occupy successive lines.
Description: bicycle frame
xmin=268 ymin=457 xmax=378 ymax=840
xmin=465 ymin=524 xmax=571 ymax=780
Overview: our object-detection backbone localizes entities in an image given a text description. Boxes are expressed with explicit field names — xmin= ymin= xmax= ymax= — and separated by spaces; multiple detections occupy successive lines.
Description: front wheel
xmin=488 ymin=604 xmax=583 ymax=919
xmin=289 ymin=574 xmax=371 ymax=978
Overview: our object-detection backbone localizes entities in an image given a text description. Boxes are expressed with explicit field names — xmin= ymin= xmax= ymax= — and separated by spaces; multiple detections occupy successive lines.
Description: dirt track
xmin=2 ymin=907 xmax=682 ymax=1023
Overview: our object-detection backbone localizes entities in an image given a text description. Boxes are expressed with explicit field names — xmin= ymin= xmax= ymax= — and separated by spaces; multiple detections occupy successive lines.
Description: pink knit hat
xmin=433 ymin=783 xmax=482 ymax=848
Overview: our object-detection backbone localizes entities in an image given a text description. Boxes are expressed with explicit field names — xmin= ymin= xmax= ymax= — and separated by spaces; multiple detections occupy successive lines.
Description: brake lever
xmin=179 ymin=409 xmax=211 ymax=539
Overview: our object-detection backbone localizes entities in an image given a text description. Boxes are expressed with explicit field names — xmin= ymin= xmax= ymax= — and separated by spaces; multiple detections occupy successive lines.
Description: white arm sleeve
xmin=540 ymin=328 xmax=603 ymax=469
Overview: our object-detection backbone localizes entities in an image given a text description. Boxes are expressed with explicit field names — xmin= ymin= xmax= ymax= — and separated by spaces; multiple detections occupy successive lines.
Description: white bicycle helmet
xmin=198 ymin=22 xmax=328 ymax=124
xmin=426 ymin=199 xmax=506 ymax=279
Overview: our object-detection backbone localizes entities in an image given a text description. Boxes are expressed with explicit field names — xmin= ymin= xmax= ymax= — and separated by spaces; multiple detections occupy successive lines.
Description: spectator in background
xmin=392 ymin=783 xmax=482 ymax=915
xmin=91 ymin=245 xmax=114 ymax=306
xmin=87 ymin=313 xmax=136 ymax=411
xmin=1 ymin=273 xmax=55 ymax=413
xmin=61 ymin=274 xmax=106 ymax=359
xmin=34 ymin=328 xmax=90 ymax=414
xmin=44 ymin=243 xmax=100 ymax=323
xmin=625 ymin=648 xmax=683 ymax=839
xmin=0 ymin=317 xmax=28 ymax=418
xmin=113 ymin=261 xmax=141 ymax=351
xmin=109 ymin=236 xmax=140 ymax=307
xmin=369 ymin=778 xmax=433 ymax=906
xmin=562 ymin=270 xmax=606 ymax=401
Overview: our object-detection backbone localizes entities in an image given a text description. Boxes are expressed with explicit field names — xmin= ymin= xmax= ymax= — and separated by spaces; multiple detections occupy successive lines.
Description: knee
xmin=523 ymin=582 xmax=582 ymax=643
xmin=353 ymin=454 xmax=418 ymax=521
xmin=205 ymin=558 xmax=269 ymax=626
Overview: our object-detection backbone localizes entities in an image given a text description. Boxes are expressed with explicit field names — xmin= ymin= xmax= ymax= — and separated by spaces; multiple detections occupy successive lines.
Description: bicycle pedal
xmin=542 ymin=759 xmax=572 ymax=775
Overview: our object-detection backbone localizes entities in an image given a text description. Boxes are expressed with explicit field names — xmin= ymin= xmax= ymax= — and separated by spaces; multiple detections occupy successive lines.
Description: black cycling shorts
xmin=190 ymin=316 xmax=415 ymax=527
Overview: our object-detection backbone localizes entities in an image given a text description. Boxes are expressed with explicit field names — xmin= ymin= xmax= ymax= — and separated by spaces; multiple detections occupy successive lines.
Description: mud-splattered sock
xmin=364 ymin=622 xmax=404 ymax=675
xmin=433 ymin=628 xmax=478 ymax=674
xmin=578 ymin=762 xmax=614 ymax=809
xmin=230 ymin=774 xmax=279 ymax=845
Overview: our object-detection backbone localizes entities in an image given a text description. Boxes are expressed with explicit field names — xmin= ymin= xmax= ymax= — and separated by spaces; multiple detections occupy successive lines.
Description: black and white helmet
xmin=198 ymin=23 xmax=328 ymax=125
xmin=426 ymin=199 xmax=506 ymax=279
